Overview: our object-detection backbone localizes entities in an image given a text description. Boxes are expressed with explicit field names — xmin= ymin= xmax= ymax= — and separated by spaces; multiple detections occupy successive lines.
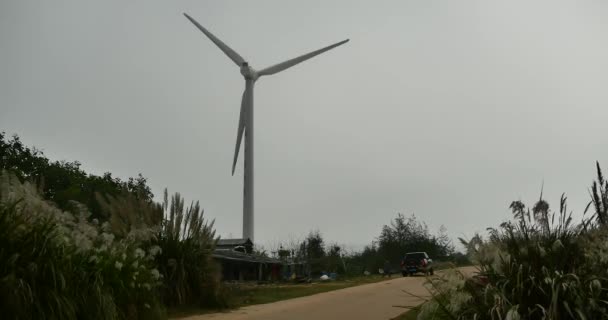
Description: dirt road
xmin=177 ymin=266 xmax=477 ymax=320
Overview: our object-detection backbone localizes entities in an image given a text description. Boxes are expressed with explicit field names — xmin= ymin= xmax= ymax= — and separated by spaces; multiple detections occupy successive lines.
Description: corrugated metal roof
xmin=217 ymin=238 xmax=252 ymax=246
xmin=213 ymin=249 xmax=282 ymax=264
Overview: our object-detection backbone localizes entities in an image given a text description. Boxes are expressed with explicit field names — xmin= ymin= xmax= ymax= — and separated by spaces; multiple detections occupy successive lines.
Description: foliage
xmin=92 ymin=186 xmax=225 ymax=309
xmin=421 ymin=163 xmax=608 ymax=320
xmin=96 ymin=191 xmax=163 ymax=239
xmin=325 ymin=243 xmax=346 ymax=274
xmin=220 ymin=274 xmax=389 ymax=309
xmin=347 ymin=214 xmax=457 ymax=274
xmin=344 ymin=244 xmax=385 ymax=276
xmin=379 ymin=214 xmax=454 ymax=264
xmin=0 ymin=170 xmax=164 ymax=320
xmin=0 ymin=132 xmax=154 ymax=220
xmin=417 ymin=269 xmax=472 ymax=319
xmin=154 ymin=190 xmax=223 ymax=308
xmin=0 ymin=136 xmax=229 ymax=317
xmin=297 ymin=231 xmax=326 ymax=275
xmin=590 ymin=161 xmax=608 ymax=225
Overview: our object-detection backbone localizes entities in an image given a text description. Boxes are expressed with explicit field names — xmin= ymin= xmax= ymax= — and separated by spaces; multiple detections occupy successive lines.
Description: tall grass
xmin=154 ymin=190 xmax=224 ymax=308
xmin=0 ymin=170 xmax=165 ymax=319
xmin=89 ymin=187 xmax=226 ymax=309
xmin=419 ymin=163 xmax=608 ymax=320
xmin=0 ymin=199 xmax=81 ymax=319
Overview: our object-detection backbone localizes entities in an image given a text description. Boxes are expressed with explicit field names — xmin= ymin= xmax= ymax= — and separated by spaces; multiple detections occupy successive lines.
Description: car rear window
xmin=405 ymin=253 xmax=426 ymax=260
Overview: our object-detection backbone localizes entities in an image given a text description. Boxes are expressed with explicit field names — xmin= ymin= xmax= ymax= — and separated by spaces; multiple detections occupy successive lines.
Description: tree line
xmin=0 ymin=132 xmax=154 ymax=221
xmin=273 ymin=213 xmax=463 ymax=277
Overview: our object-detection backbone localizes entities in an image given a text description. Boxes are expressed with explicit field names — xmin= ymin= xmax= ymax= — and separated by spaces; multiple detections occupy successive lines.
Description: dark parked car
xmin=401 ymin=252 xmax=434 ymax=276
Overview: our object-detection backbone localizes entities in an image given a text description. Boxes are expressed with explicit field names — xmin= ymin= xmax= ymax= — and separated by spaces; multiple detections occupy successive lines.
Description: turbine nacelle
xmin=240 ymin=63 xmax=258 ymax=81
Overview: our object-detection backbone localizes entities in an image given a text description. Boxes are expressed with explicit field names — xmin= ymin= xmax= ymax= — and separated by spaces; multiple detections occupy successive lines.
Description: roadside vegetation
xmin=170 ymin=274 xmax=392 ymax=317
xmin=395 ymin=309 xmax=421 ymax=320
xmin=15 ymin=132 xmax=606 ymax=320
xmin=415 ymin=162 xmax=608 ymax=319
xmin=227 ymin=275 xmax=388 ymax=306
xmin=0 ymin=132 xmax=476 ymax=320
xmin=271 ymin=214 xmax=467 ymax=280
xmin=0 ymin=133 xmax=224 ymax=319
xmin=345 ymin=214 xmax=468 ymax=275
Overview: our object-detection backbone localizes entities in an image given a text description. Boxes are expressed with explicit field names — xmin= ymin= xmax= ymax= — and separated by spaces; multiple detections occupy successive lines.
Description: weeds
xmin=421 ymin=163 xmax=608 ymax=320
xmin=155 ymin=190 xmax=224 ymax=308
xmin=0 ymin=170 xmax=165 ymax=319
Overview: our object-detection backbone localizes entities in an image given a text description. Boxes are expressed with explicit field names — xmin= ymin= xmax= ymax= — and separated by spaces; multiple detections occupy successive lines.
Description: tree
xmin=376 ymin=213 xmax=454 ymax=266
xmin=325 ymin=243 xmax=345 ymax=273
xmin=299 ymin=231 xmax=326 ymax=275
xmin=0 ymin=132 xmax=154 ymax=220
xmin=436 ymin=225 xmax=455 ymax=256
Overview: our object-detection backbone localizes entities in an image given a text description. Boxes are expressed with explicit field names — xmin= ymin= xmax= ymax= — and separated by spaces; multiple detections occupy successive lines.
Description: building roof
xmin=213 ymin=249 xmax=282 ymax=264
xmin=217 ymin=238 xmax=253 ymax=246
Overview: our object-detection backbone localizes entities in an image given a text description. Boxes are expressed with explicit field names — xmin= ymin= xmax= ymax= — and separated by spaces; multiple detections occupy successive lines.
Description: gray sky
xmin=2 ymin=0 xmax=608 ymax=252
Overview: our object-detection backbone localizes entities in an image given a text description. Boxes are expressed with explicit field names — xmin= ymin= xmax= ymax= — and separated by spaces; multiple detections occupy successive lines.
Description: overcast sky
xmin=2 ymin=1 xmax=608 ymax=252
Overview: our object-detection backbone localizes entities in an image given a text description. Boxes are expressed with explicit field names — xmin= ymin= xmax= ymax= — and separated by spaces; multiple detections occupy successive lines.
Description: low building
xmin=216 ymin=238 xmax=254 ymax=254
xmin=213 ymin=238 xmax=282 ymax=281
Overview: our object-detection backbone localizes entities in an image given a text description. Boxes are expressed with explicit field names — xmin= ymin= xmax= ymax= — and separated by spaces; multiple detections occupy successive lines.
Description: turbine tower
xmin=184 ymin=13 xmax=348 ymax=242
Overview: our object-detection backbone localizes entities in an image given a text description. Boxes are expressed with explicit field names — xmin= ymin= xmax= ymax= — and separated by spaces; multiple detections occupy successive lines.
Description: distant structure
xmin=213 ymin=238 xmax=282 ymax=281
xmin=216 ymin=238 xmax=253 ymax=254
xmin=183 ymin=13 xmax=349 ymax=241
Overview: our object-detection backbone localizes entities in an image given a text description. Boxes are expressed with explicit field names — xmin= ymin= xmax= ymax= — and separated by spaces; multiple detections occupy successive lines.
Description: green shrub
xmin=419 ymin=164 xmax=608 ymax=320
xmin=154 ymin=190 xmax=225 ymax=309
xmin=0 ymin=170 xmax=165 ymax=319
xmin=0 ymin=132 xmax=154 ymax=220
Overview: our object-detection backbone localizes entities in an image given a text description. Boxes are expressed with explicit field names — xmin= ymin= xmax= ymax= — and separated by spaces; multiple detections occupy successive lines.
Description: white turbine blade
xmin=183 ymin=13 xmax=246 ymax=66
xmin=232 ymin=81 xmax=253 ymax=175
xmin=258 ymin=39 xmax=349 ymax=76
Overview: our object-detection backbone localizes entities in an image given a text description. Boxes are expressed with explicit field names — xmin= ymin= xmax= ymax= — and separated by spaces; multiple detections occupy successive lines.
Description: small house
xmin=213 ymin=238 xmax=282 ymax=281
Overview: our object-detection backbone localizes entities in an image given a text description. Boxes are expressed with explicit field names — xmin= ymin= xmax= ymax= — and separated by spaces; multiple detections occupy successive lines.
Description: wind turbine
xmin=184 ymin=13 xmax=349 ymax=242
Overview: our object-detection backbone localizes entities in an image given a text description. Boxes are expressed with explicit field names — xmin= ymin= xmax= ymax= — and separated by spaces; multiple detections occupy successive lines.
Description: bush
xmin=87 ymin=186 xmax=227 ymax=310
xmin=154 ymin=190 xmax=225 ymax=309
xmin=420 ymin=163 xmax=608 ymax=320
xmin=0 ymin=132 xmax=154 ymax=220
xmin=1 ymin=134 xmax=230 ymax=317
xmin=0 ymin=170 xmax=165 ymax=319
